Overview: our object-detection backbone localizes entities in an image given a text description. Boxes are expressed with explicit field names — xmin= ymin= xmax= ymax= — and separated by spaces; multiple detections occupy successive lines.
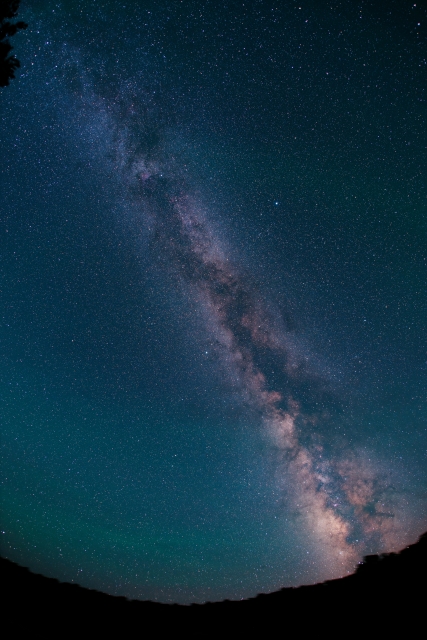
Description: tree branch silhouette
xmin=0 ymin=0 xmax=27 ymax=87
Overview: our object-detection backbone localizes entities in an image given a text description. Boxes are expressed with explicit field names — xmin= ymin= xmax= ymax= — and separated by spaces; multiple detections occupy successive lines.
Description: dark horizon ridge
xmin=2 ymin=529 xmax=426 ymax=623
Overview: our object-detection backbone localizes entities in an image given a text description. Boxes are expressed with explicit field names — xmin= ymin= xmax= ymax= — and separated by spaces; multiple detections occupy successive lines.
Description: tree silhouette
xmin=0 ymin=0 xmax=27 ymax=87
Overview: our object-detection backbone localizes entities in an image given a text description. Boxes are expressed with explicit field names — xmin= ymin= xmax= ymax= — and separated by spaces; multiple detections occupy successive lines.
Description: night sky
xmin=1 ymin=0 xmax=427 ymax=604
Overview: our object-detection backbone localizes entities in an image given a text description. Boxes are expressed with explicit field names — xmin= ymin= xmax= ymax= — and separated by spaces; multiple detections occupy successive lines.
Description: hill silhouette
xmin=2 ymin=530 xmax=426 ymax=631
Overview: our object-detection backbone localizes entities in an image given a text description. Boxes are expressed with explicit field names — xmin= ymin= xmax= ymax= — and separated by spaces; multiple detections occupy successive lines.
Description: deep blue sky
xmin=1 ymin=0 xmax=426 ymax=603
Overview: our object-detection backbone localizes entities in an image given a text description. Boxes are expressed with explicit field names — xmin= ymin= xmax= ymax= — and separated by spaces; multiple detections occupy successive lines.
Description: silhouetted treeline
xmin=1 ymin=530 xmax=426 ymax=631
xmin=0 ymin=0 xmax=27 ymax=87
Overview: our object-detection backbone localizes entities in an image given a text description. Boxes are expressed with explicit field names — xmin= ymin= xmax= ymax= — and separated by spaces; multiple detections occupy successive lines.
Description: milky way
xmin=72 ymin=82 xmax=418 ymax=574
xmin=123 ymin=142 xmax=412 ymax=573
xmin=1 ymin=1 xmax=427 ymax=604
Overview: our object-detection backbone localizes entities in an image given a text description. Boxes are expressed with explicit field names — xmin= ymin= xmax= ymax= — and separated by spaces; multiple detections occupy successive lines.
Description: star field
xmin=1 ymin=0 xmax=427 ymax=603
